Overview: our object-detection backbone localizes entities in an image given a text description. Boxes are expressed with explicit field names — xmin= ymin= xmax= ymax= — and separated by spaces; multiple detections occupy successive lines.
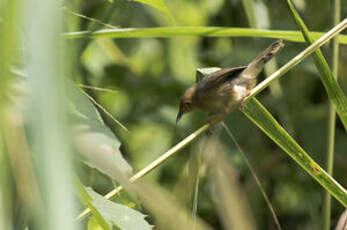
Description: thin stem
xmin=323 ymin=0 xmax=340 ymax=229
xmin=61 ymin=7 xmax=119 ymax=29
xmin=77 ymin=84 xmax=118 ymax=94
xmin=191 ymin=142 xmax=204 ymax=230
xmin=79 ymin=89 xmax=129 ymax=133
xmin=221 ymin=122 xmax=281 ymax=230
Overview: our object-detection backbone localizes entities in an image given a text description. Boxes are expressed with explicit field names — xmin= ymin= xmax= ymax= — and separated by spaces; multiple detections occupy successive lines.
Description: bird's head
xmin=176 ymin=86 xmax=197 ymax=124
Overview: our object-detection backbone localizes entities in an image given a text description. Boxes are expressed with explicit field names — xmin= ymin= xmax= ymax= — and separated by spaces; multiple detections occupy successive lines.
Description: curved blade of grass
xmin=63 ymin=27 xmax=347 ymax=44
xmin=285 ymin=0 xmax=347 ymax=130
xmin=242 ymin=98 xmax=347 ymax=207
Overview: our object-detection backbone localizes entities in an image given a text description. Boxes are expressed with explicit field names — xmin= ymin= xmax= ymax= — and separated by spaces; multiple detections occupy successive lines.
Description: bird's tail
xmin=241 ymin=40 xmax=284 ymax=80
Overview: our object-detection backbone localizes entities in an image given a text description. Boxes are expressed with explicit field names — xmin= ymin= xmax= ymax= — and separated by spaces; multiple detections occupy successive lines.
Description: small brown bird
xmin=176 ymin=40 xmax=284 ymax=124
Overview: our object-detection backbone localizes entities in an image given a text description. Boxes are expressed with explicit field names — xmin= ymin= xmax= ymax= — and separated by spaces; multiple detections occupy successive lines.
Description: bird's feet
xmin=207 ymin=113 xmax=225 ymax=125
xmin=206 ymin=113 xmax=225 ymax=135
xmin=239 ymin=89 xmax=251 ymax=112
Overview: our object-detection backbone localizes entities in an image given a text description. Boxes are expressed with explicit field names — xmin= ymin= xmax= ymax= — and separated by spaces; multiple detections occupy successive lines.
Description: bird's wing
xmin=197 ymin=66 xmax=247 ymax=91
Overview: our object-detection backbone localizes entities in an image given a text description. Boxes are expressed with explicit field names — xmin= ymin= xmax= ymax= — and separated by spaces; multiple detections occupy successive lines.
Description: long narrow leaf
xmin=285 ymin=0 xmax=347 ymax=130
xmin=63 ymin=26 xmax=347 ymax=44
xmin=24 ymin=0 xmax=77 ymax=229
xmin=243 ymin=98 xmax=347 ymax=207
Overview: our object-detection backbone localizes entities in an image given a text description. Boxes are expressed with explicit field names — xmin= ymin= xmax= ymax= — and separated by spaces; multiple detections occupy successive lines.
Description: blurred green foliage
xmin=0 ymin=0 xmax=345 ymax=229
xmin=72 ymin=0 xmax=347 ymax=229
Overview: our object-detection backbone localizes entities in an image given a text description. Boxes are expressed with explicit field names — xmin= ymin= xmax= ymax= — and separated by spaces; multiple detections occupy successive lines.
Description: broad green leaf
xmin=73 ymin=120 xmax=133 ymax=178
xmin=64 ymin=27 xmax=347 ymax=45
xmin=77 ymin=183 xmax=152 ymax=230
xmin=285 ymin=0 xmax=347 ymax=130
xmin=243 ymin=98 xmax=347 ymax=207
xmin=69 ymin=84 xmax=104 ymax=123
xmin=129 ymin=0 xmax=176 ymax=25
xmin=70 ymin=85 xmax=133 ymax=177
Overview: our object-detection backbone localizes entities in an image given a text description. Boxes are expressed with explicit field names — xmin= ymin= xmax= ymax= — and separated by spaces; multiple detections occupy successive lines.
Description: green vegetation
xmin=1 ymin=0 xmax=346 ymax=229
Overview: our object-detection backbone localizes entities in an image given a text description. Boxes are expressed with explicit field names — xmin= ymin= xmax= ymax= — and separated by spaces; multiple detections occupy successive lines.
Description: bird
xmin=176 ymin=40 xmax=284 ymax=125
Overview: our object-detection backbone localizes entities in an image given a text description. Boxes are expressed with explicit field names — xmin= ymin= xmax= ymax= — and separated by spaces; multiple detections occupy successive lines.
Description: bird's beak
xmin=176 ymin=110 xmax=183 ymax=125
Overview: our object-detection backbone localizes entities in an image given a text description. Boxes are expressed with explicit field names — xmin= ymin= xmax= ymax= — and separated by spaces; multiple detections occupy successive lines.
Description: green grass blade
xmin=241 ymin=0 xmax=257 ymax=27
xmin=24 ymin=0 xmax=77 ymax=228
xmin=242 ymin=98 xmax=347 ymax=207
xmin=63 ymin=26 xmax=347 ymax=44
xmin=285 ymin=0 xmax=347 ymax=130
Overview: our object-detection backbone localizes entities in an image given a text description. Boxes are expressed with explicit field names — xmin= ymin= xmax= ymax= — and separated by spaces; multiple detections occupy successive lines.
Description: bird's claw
xmin=207 ymin=114 xmax=224 ymax=125
xmin=206 ymin=114 xmax=225 ymax=135
xmin=239 ymin=89 xmax=251 ymax=112
xmin=239 ymin=101 xmax=245 ymax=111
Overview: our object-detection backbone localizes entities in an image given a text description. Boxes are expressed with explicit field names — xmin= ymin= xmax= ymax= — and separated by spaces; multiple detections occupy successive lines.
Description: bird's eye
xmin=184 ymin=102 xmax=190 ymax=107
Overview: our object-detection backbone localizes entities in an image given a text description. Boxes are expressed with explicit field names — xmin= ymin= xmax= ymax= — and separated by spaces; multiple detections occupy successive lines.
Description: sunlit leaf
xmin=70 ymin=85 xmax=133 ymax=177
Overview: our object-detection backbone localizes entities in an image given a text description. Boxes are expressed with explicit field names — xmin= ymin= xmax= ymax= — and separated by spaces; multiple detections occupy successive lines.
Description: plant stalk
xmin=323 ymin=0 xmax=340 ymax=229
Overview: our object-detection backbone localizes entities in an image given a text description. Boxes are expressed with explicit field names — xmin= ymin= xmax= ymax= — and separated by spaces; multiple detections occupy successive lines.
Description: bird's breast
xmin=231 ymin=84 xmax=248 ymax=103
